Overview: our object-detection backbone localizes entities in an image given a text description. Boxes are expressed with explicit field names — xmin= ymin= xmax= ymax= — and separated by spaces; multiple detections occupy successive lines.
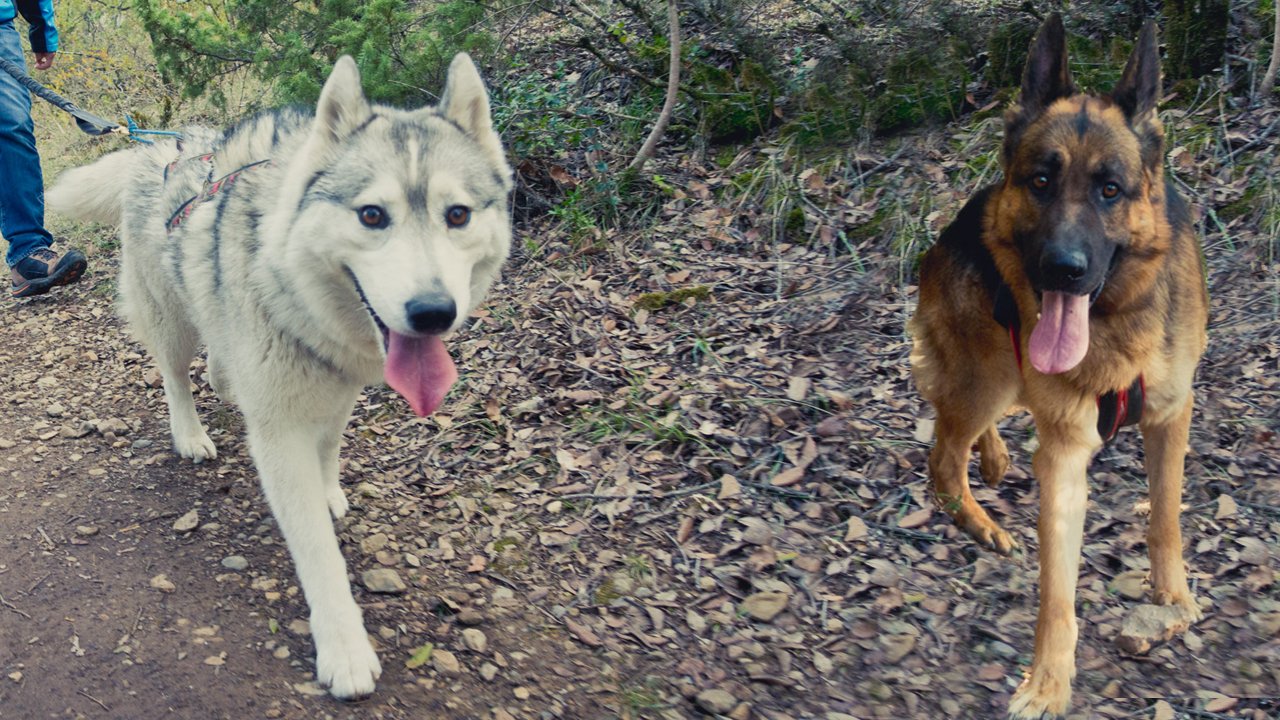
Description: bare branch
xmin=628 ymin=0 xmax=681 ymax=172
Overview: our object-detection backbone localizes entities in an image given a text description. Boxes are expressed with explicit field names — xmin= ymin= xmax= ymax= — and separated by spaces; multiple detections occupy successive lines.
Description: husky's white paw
xmin=326 ymin=484 xmax=350 ymax=520
xmin=314 ymin=621 xmax=381 ymax=699
xmin=174 ymin=431 xmax=217 ymax=463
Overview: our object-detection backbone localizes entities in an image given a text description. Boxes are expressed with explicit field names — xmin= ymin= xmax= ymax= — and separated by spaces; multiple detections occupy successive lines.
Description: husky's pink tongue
xmin=385 ymin=332 xmax=458 ymax=417
xmin=1028 ymin=291 xmax=1090 ymax=375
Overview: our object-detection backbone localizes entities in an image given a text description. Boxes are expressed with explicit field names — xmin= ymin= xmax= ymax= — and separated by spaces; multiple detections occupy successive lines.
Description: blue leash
xmin=124 ymin=114 xmax=182 ymax=144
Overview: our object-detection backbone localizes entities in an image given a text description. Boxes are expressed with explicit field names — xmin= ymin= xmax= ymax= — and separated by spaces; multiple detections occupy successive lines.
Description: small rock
xmin=867 ymin=680 xmax=892 ymax=701
xmin=729 ymin=703 xmax=752 ymax=720
xmin=513 ymin=686 xmax=531 ymax=700
xmin=94 ymin=418 xmax=130 ymax=436
xmin=293 ymin=681 xmax=327 ymax=696
xmin=287 ymin=619 xmax=310 ymax=636
xmin=695 ymin=688 xmax=737 ymax=715
xmin=273 ymin=646 xmax=290 ymax=660
xmin=45 ymin=403 xmax=65 ymax=418
xmin=75 ymin=525 xmax=99 ymax=537
xmin=479 ymin=662 xmax=499 ymax=681
xmin=221 ymin=556 xmax=248 ymax=571
xmin=149 ymin=574 xmax=176 ymax=593
xmin=173 ymin=510 xmax=200 ymax=533
xmin=740 ymin=591 xmax=789 ymax=622
xmin=60 ymin=423 xmax=92 ymax=439
xmin=457 ymin=608 xmax=485 ymax=626
xmin=355 ymin=482 xmax=381 ymax=498
xmin=461 ymin=628 xmax=487 ymax=653
xmin=362 ymin=569 xmax=406 ymax=594
xmin=1117 ymin=604 xmax=1189 ymax=655
xmin=432 ymin=649 xmax=460 ymax=675
xmin=360 ymin=533 xmax=389 ymax=554
xmin=7 ymin=671 xmax=22 ymax=683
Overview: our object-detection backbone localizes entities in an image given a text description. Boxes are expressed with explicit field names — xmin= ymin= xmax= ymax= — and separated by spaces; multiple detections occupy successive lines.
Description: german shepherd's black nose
xmin=1041 ymin=246 xmax=1088 ymax=286
xmin=406 ymin=295 xmax=456 ymax=334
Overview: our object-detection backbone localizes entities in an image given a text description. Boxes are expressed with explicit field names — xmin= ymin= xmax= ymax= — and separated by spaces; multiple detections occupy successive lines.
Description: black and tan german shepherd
xmin=909 ymin=14 xmax=1208 ymax=717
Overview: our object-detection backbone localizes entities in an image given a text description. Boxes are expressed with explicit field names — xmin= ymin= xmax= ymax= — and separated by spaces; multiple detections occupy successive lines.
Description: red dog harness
xmin=164 ymin=148 xmax=271 ymax=233
xmin=993 ymin=284 xmax=1144 ymax=443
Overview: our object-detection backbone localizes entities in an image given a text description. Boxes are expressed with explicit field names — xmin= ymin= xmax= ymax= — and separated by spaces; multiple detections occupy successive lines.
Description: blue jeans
xmin=0 ymin=19 xmax=53 ymax=267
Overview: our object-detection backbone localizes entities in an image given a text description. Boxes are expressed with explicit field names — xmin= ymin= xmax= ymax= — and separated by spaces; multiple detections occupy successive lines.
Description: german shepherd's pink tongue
xmin=1029 ymin=291 xmax=1090 ymax=375
xmin=384 ymin=333 xmax=458 ymax=417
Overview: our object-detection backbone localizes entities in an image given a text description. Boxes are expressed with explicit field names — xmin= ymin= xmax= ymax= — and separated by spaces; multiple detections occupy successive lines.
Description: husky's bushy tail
xmin=46 ymin=147 xmax=148 ymax=226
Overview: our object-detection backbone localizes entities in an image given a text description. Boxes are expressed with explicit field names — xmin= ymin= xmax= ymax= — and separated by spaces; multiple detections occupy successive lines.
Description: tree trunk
xmin=1164 ymin=0 xmax=1229 ymax=80
xmin=1259 ymin=1 xmax=1280 ymax=101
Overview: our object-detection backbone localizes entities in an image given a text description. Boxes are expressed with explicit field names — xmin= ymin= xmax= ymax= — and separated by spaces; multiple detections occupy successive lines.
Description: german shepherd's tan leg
xmin=977 ymin=424 xmax=1011 ymax=487
xmin=1008 ymin=419 xmax=1095 ymax=719
xmin=1143 ymin=396 xmax=1202 ymax=622
xmin=930 ymin=387 xmax=1020 ymax=554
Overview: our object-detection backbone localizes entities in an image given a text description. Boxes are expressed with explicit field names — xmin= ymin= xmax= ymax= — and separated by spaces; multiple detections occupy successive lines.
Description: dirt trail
xmin=0 ymin=179 xmax=1275 ymax=720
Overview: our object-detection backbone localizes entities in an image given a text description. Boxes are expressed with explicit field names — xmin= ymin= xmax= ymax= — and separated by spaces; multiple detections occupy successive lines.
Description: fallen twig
xmin=0 ymin=592 xmax=31 ymax=619
xmin=77 ymin=690 xmax=109 ymax=712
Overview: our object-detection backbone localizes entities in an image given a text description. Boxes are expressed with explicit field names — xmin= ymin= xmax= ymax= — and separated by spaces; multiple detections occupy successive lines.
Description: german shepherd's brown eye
xmin=1101 ymin=182 xmax=1121 ymax=200
xmin=1030 ymin=174 xmax=1051 ymax=192
xmin=445 ymin=205 xmax=471 ymax=228
xmin=358 ymin=205 xmax=388 ymax=228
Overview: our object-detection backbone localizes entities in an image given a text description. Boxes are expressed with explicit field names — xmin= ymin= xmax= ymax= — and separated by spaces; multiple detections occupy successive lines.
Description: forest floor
xmin=0 ymin=47 xmax=1277 ymax=720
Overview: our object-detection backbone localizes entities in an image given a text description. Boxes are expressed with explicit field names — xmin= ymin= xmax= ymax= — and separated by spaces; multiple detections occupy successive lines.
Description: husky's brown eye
xmin=445 ymin=205 xmax=471 ymax=228
xmin=1030 ymin=174 xmax=1051 ymax=192
xmin=1101 ymin=182 xmax=1121 ymax=200
xmin=358 ymin=205 xmax=388 ymax=228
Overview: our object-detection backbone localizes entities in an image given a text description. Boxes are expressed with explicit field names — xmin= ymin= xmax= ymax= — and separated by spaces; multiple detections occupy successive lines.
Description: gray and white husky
xmin=47 ymin=54 xmax=512 ymax=698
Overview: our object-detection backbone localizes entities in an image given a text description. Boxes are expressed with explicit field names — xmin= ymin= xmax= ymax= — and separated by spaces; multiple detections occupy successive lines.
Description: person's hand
xmin=34 ymin=53 xmax=55 ymax=71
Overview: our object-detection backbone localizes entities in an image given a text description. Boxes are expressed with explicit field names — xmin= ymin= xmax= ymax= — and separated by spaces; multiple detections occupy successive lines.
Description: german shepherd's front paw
xmin=952 ymin=507 xmax=1020 ymax=555
xmin=314 ymin=618 xmax=382 ymax=699
xmin=1152 ymin=589 xmax=1203 ymax=625
xmin=1008 ymin=662 xmax=1073 ymax=719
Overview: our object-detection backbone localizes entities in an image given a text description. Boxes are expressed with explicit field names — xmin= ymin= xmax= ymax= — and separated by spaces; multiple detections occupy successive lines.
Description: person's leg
xmin=0 ymin=19 xmax=54 ymax=267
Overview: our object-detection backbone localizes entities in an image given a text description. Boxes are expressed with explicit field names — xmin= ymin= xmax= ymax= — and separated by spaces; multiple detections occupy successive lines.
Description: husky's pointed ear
xmin=1017 ymin=14 xmax=1075 ymax=118
xmin=440 ymin=53 xmax=491 ymax=136
xmin=1112 ymin=20 xmax=1161 ymax=123
xmin=313 ymin=56 xmax=371 ymax=147
xmin=438 ymin=53 xmax=508 ymax=171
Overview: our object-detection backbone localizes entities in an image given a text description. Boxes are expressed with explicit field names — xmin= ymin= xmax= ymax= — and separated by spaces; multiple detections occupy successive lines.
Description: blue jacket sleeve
xmin=16 ymin=0 xmax=58 ymax=54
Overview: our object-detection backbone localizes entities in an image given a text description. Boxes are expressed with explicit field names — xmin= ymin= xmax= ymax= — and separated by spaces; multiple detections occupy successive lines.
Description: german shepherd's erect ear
xmin=1111 ymin=20 xmax=1165 ymax=170
xmin=1002 ymin=13 xmax=1074 ymax=164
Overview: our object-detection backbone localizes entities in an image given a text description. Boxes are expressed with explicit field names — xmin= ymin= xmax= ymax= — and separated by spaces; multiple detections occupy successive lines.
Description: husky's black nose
xmin=1040 ymin=246 xmax=1088 ymax=286
xmin=406 ymin=295 xmax=456 ymax=335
